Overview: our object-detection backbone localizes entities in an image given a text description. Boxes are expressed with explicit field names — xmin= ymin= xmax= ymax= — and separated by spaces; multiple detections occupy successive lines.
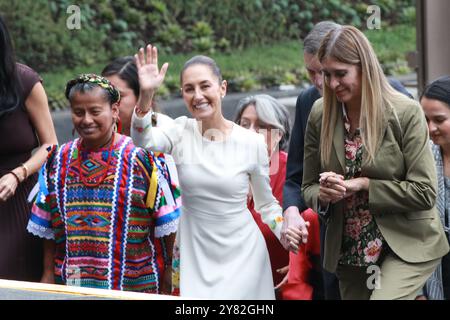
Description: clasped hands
xmin=280 ymin=208 xmax=310 ymax=254
xmin=318 ymin=171 xmax=369 ymax=207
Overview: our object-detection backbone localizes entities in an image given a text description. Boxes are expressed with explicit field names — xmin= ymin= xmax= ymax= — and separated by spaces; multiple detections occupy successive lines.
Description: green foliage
xmin=401 ymin=6 xmax=416 ymax=24
xmin=216 ymin=37 xmax=231 ymax=53
xmin=365 ymin=24 xmax=416 ymax=75
xmin=228 ymin=72 xmax=261 ymax=92
xmin=41 ymin=23 xmax=415 ymax=110
xmin=191 ymin=37 xmax=215 ymax=54
xmin=2 ymin=0 xmax=416 ymax=73
xmin=191 ymin=21 xmax=214 ymax=38
xmin=155 ymin=23 xmax=186 ymax=53
xmin=1 ymin=0 xmax=416 ymax=110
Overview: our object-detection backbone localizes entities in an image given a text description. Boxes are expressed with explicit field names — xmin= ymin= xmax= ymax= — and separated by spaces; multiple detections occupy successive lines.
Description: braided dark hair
xmin=65 ymin=74 xmax=120 ymax=104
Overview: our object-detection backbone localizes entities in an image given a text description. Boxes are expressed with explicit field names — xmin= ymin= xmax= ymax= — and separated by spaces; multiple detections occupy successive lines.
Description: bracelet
xmin=8 ymin=171 xmax=21 ymax=185
xmin=20 ymin=163 xmax=29 ymax=180
xmin=135 ymin=105 xmax=151 ymax=117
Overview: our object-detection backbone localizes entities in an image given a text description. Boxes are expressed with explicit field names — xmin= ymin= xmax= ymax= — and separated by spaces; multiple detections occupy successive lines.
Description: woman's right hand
xmin=135 ymin=44 xmax=169 ymax=113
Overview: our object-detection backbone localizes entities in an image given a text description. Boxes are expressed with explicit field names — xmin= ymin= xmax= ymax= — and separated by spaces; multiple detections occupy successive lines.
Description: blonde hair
xmin=317 ymin=25 xmax=403 ymax=167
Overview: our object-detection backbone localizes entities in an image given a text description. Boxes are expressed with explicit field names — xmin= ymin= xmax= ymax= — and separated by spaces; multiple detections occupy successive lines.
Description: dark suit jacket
xmin=283 ymin=78 xmax=414 ymax=212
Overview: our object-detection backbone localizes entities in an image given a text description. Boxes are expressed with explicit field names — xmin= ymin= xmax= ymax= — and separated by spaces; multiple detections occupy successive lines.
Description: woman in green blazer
xmin=301 ymin=25 xmax=449 ymax=300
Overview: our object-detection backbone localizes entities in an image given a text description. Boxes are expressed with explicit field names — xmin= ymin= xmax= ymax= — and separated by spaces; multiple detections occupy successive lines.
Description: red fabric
xmin=247 ymin=151 xmax=289 ymax=298
xmin=248 ymin=151 xmax=289 ymax=292
xmin=279 ymin=208 xmax=320 ymax=300
xmin=117 ymin=117 xmax=123 ymax=134
xmin=248 ymin=151 xmax=321 ymax=300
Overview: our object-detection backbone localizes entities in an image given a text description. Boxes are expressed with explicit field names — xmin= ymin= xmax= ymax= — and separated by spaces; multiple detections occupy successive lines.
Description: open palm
xmin=135 ymin=44 xmax=169 ymax=92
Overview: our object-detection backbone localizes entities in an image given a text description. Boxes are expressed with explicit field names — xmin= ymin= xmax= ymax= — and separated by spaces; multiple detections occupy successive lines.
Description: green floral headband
xmin=65 ymin=73 xmax=121 ymax=103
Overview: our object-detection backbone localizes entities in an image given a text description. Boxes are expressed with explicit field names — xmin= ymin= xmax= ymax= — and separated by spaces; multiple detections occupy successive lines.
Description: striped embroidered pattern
xmin=29 ymin=135 xmax=181 ymax=293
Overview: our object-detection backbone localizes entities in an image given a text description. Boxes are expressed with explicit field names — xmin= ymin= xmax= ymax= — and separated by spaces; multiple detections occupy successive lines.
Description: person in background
xmin=234 ymin=94 xmax=321 ymax=300
xmin=101 ymin=56 xmax=173 ymax=136
xmin=0 ymin=15 xmax=57 ymax=282
xmin=102 ymin=56 xmax=178 ymax=185
xmin=27 ymin=74 xmax=180 ymax=294
xmin=419 ymin=75 xmax=450 ymax=300
xmin=283 ymin=21 xmax=414 ymax=300
xmin=302 ymin=25 xmax=448 ymax=299
xmin=131 ymin=45 xmax=306 ymax=299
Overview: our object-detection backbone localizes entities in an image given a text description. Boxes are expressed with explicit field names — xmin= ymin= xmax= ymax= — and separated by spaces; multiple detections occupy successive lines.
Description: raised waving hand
xmin=135 ymin=44 xmax=169 ymax=114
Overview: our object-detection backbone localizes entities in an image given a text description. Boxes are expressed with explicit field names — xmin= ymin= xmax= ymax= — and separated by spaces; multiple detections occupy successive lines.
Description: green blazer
xmin=302 ymin=96 xmax=449 ymax=273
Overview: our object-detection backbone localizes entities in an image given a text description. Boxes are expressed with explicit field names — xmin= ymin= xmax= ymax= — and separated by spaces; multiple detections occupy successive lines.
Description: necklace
xmin=77 ymin=133 xmax=115 ymax=187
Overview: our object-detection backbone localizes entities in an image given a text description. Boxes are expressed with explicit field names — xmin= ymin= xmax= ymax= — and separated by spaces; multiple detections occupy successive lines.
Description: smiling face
xmin=421 ymin=96 xmax=450 ymax=148
xmin=181 ymin=64 xmax=227 ymax=121
xmin=105 ymin=74 xmax=137 ymax=135
xmin=321 ymin=57 xmax=362 ymax=108
xmin=70 ymin=86 xmax=119 ymax=149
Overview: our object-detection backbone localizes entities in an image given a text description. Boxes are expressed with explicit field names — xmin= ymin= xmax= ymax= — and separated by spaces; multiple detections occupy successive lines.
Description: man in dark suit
xmin=282 ymin=21 xmax=413 ymax=300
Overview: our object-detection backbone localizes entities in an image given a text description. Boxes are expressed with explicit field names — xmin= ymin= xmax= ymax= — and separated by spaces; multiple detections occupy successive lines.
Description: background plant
xmin=0 ymin=0 xmax=416 ymax=109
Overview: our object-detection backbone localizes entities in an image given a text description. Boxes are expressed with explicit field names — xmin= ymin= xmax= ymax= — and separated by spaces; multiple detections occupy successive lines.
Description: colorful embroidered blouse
xmin=27 ymin=135 xmax=181 ymax=293
xmin=339 ymin=107 xmax=385 ymax=266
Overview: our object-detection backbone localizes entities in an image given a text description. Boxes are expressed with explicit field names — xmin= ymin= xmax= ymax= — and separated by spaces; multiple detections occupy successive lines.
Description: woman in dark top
xmin=0 ymin=15 xmax=57 ymax=281
xmin=420 ymin=76 xmax=450 ymax=300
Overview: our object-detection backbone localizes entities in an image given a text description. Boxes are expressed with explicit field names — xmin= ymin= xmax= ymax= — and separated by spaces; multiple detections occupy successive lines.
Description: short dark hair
xmin=101 ymin=56 xmax=139 ymax=98
xmin=421 ymin=76 xmax=450 ymax=107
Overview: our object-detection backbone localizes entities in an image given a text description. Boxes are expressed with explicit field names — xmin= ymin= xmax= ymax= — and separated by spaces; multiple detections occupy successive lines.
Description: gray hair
xmin=303 ymin=21 xmax=342 ymax=55
xmin=234 ymin=94 xmax=290 ymax=151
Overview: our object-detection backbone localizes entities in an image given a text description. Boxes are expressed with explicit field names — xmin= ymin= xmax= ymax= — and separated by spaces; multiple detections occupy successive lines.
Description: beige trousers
xmin=336 ymin=253 xmax=441 ymax=300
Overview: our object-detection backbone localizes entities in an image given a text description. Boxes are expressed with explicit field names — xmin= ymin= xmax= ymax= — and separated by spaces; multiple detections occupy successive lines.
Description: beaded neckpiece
xmin=77 ymin=134 xmax=115 ymax=187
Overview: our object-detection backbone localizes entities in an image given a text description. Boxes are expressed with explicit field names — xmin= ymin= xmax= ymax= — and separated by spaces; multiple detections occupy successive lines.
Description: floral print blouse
xmin=339 ymin=106 xmax=385 ymax=266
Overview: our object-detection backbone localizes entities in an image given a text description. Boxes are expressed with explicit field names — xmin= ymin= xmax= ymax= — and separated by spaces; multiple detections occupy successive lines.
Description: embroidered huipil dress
xmin=27 ymin=135 xmax=181 ymax=293
xmin=131 ymin=113 xmax=284 ymax=299
xmin=339 ymin=107 xmax=385 ymax=267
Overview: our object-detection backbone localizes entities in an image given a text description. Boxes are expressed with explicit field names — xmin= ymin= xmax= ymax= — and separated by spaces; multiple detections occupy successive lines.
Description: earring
xmin=72 ymin=127 xmax=76 ymax=137
xmin=112 ymin=119 xmax=118 ymax=133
